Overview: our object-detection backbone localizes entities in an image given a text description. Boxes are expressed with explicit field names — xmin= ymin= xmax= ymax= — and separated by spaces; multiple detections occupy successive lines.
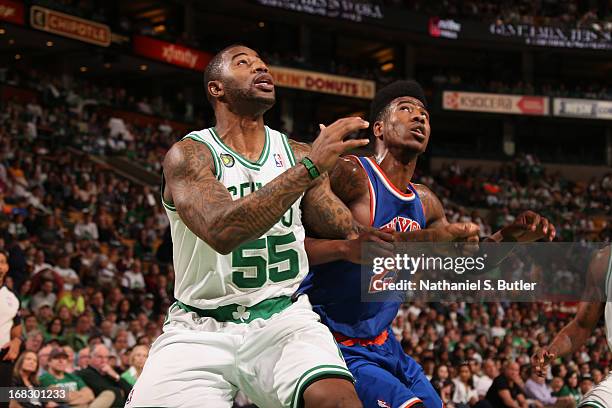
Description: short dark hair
xmin=370 ymin=80 xmax=427 ymax=123
xmin=203 ymin=44 xmax=249 ymax=106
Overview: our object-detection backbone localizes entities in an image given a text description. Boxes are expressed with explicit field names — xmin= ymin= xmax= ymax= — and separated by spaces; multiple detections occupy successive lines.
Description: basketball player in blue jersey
xmin=298 ymin=80 xmax=556 ymax=408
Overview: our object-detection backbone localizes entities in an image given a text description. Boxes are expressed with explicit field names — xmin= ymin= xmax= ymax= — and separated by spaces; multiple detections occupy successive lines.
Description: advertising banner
xmin=429 ymin=17 xmax=462 ymax=39
xmin=489 ymin=22 xmax=612 ymax=50
xmin=30 ymin=5 xmax=111 ymax=47
xmin=443 ymin=91 xmax=549 ymax=116
xmin=553 ymin=98 xmax=612 ymax=120
xmin=132 ymin=35 xmax=212 ymax=71
xmin=254 ymin=0 xmax=383 ymax=23
xmin=271 ymin=66 xmax=375 ymax=99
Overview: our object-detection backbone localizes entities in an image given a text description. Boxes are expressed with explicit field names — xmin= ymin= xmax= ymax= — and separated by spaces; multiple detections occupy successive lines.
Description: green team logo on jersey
xmin=220 ymin=153 xmax=235 ymax=167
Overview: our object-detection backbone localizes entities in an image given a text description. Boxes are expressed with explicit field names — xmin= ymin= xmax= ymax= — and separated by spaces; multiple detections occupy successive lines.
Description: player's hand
xmin=1 ymin=339 xmax=20 ymax=361
xmin=309 ymin=118 xmax=370 ymax=173
xmin=434 ymin=222 xmax=480 ymax=242
xmin=531 ymin=347 xmax=556 ymax=377
xmin=498 ymin=211 xmax=556 ymax=242
xmin=343 ymin=227 xmax=395 ymax=264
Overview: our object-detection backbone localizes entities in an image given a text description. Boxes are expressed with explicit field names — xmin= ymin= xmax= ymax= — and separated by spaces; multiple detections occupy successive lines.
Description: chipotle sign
xmin=30 ymin=5 xmax=110 ymax=46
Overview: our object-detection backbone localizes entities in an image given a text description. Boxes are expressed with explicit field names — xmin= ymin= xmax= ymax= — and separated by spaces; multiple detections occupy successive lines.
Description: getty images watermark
xmin=361 ymin=242 xmax=611 ymax=302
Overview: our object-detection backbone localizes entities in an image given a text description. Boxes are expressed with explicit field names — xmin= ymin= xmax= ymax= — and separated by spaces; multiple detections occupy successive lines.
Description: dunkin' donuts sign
xmin=270 ymin=66 xmax=375 ymax=99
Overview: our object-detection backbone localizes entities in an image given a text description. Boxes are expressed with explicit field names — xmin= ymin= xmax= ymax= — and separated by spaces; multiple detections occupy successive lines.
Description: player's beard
xmin=223 ymin=82 xmax=275 ymax=117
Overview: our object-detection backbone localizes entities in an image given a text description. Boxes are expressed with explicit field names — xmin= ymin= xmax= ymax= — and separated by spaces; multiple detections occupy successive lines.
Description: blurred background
xmin=0 ymin=1 xmax=610 ymax=407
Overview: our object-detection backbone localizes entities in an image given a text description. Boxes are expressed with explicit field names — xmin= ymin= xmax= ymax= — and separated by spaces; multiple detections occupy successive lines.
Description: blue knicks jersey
xmin=298 ymin=156 xmax=426 ymax=339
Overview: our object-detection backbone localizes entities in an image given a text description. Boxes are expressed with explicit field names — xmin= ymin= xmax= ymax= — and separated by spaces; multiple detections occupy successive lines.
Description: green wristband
xmin=301 ymin=157 xmax=320 ymax=180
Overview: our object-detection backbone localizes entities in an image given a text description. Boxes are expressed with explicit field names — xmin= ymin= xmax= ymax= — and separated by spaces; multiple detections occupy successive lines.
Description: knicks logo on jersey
xmin=381 ymin=216 xmax=421 ymax=232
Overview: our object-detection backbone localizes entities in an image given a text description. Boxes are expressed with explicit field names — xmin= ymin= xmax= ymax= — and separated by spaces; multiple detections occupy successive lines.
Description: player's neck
xmin=379 ymin=153 xmax=417 ymax=193
xmin=214 ymin=109 xmax=266 ymax=159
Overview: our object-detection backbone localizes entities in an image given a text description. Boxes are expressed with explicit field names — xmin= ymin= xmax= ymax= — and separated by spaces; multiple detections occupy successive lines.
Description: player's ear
xmin=208 ymin=80 xmax=224 ymax=100
xmin=373 ymin=120 xmax=384 ymax=141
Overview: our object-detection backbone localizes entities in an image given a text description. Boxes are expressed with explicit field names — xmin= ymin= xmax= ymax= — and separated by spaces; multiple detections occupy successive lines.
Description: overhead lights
xmin=14 ymin=54 xmax=21 ymax=60
xmin=153 ymin=24 xmax=166 ymax=33
xmin=104 ymin=62 xmax=111 ymax=69
xmin=381 ymin=62 xmax=394 ymax=72
xmin=46 ymin=41 xmax=54 ymax=47
xmin=139 ymin=64 xmax=148 ymax=71
xmin=80 ymin=66 xmax=88 ymax=72
xmin=258 ymin=21 xmax=265 ymax=28
xmin=0 ymin=28 xmax=5 ymax=35
xmin=8 ymin=38 xmax=14 ymax=45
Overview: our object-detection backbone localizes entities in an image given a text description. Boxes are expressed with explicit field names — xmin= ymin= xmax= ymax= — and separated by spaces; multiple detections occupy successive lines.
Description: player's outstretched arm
xmin=164 ymin=117 xmax=369 ymax=254
xmin=396 ymin=183 xmax=481 ymax=243
xmin=532 ymin=246 xmax=609 ymax=376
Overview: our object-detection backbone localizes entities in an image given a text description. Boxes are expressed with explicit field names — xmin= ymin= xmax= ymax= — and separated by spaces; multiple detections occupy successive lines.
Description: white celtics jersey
xmin=604 ymin=249 xmax=612 ymax=352
xmin=162 ymin=126 xmax=309 ymax=309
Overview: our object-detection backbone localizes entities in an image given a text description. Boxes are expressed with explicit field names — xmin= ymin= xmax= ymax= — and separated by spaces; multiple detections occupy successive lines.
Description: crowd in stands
xmin=423 ymin=156 xmax=611 ymax=243
xmin=0 ymin=63 xmax=610 ymax=408
xmin=0 ymin=67 xmax=200 ymax=125
xmin=429 ymin=72 xmax=612 ymax=101
xmin=388 ymin=0 xmax=612 ymax=31
xmin=0 ymin=95 xmax=170 ymax=406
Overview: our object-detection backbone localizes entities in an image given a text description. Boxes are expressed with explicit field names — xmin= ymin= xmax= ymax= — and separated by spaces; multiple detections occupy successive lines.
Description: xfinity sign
xmin=429 ymin=17 xmax=462 ymax=39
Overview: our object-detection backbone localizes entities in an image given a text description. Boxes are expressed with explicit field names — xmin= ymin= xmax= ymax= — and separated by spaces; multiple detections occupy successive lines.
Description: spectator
xmin=452 ymin=362 xmax=485 ymax=407
xmin=38 ymin=348 xmax=100 ymax=407
xmin=56 ymin=285 xmax=86 ymax=316
xmin=485 ymin=361 xmax=529 ymax=408
xmin=554 ymin=371 xmax=581 ymax=405
xmin=54 ymin=254 xmax=79 ymax=292
xmin=65 ymin=314 xmax=91 ymax=351
xmin=579 ymin=374 xmax=594 ymax=398
xmin=120 ymin=345 xmax=148 ymax=386
xmin=77 ymin=347 xmax=90 ymax=370
xmin=24 ymin=330 xmax=44 ymax=353
xmin=11 ymin=351 xmax=42 ymax=408
xmin=77 ymin=345 xmax=132 ymax=407
xmin=37 ymin=343 xmax=53 ymax=376
xmin=62 ymin=345 xmax=76 ymax=374
xmin=30 ymin=280 xmax=57 ymax=312
xmin=473 ymin=358 xmax=497 ymax=398
xmin=44 ymin=318 xmax=64 ymax=343
xmin=74 ymin=212 xmax=99 ymax=241
xmin=524 ymin=366 xmax=574 ymax=408
xmin=120 ymin=260 xmax=145 ymax=291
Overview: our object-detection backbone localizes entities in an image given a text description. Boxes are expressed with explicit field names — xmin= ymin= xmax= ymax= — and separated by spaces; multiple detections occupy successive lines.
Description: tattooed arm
xmin=290 ymin=140 xmax=360 ymax=239
xmin=532 ymin=246 xmax=609 ymax=376
xmin=164 ymin=118 xmax=369 ymax=254
xmin=163 ymin=139 xmax=312 ymax=254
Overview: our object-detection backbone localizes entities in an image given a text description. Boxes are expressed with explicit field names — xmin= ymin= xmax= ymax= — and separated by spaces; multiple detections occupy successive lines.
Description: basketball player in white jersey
xmin=125 ymin=45 xmax=389 ymax=408
xmin=533 ymin=245 xmax=612 ymax=408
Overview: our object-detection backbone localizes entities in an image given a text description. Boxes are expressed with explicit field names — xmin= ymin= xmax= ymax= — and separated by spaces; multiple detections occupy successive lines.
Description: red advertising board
xmin=0 ymin=0 xmax=24 ymax=25
xmin=443 ymin=91 xmax=548 ymax=115
xmin=133 ymin=35 xmax=212 ymax=71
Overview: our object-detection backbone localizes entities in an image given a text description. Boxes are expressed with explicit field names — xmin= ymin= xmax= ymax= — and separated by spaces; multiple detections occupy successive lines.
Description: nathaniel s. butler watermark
xmin=361 ymin=242 xmax=609 ymax=303
xmin=372 ymin=277 xmax=536 ymax=292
